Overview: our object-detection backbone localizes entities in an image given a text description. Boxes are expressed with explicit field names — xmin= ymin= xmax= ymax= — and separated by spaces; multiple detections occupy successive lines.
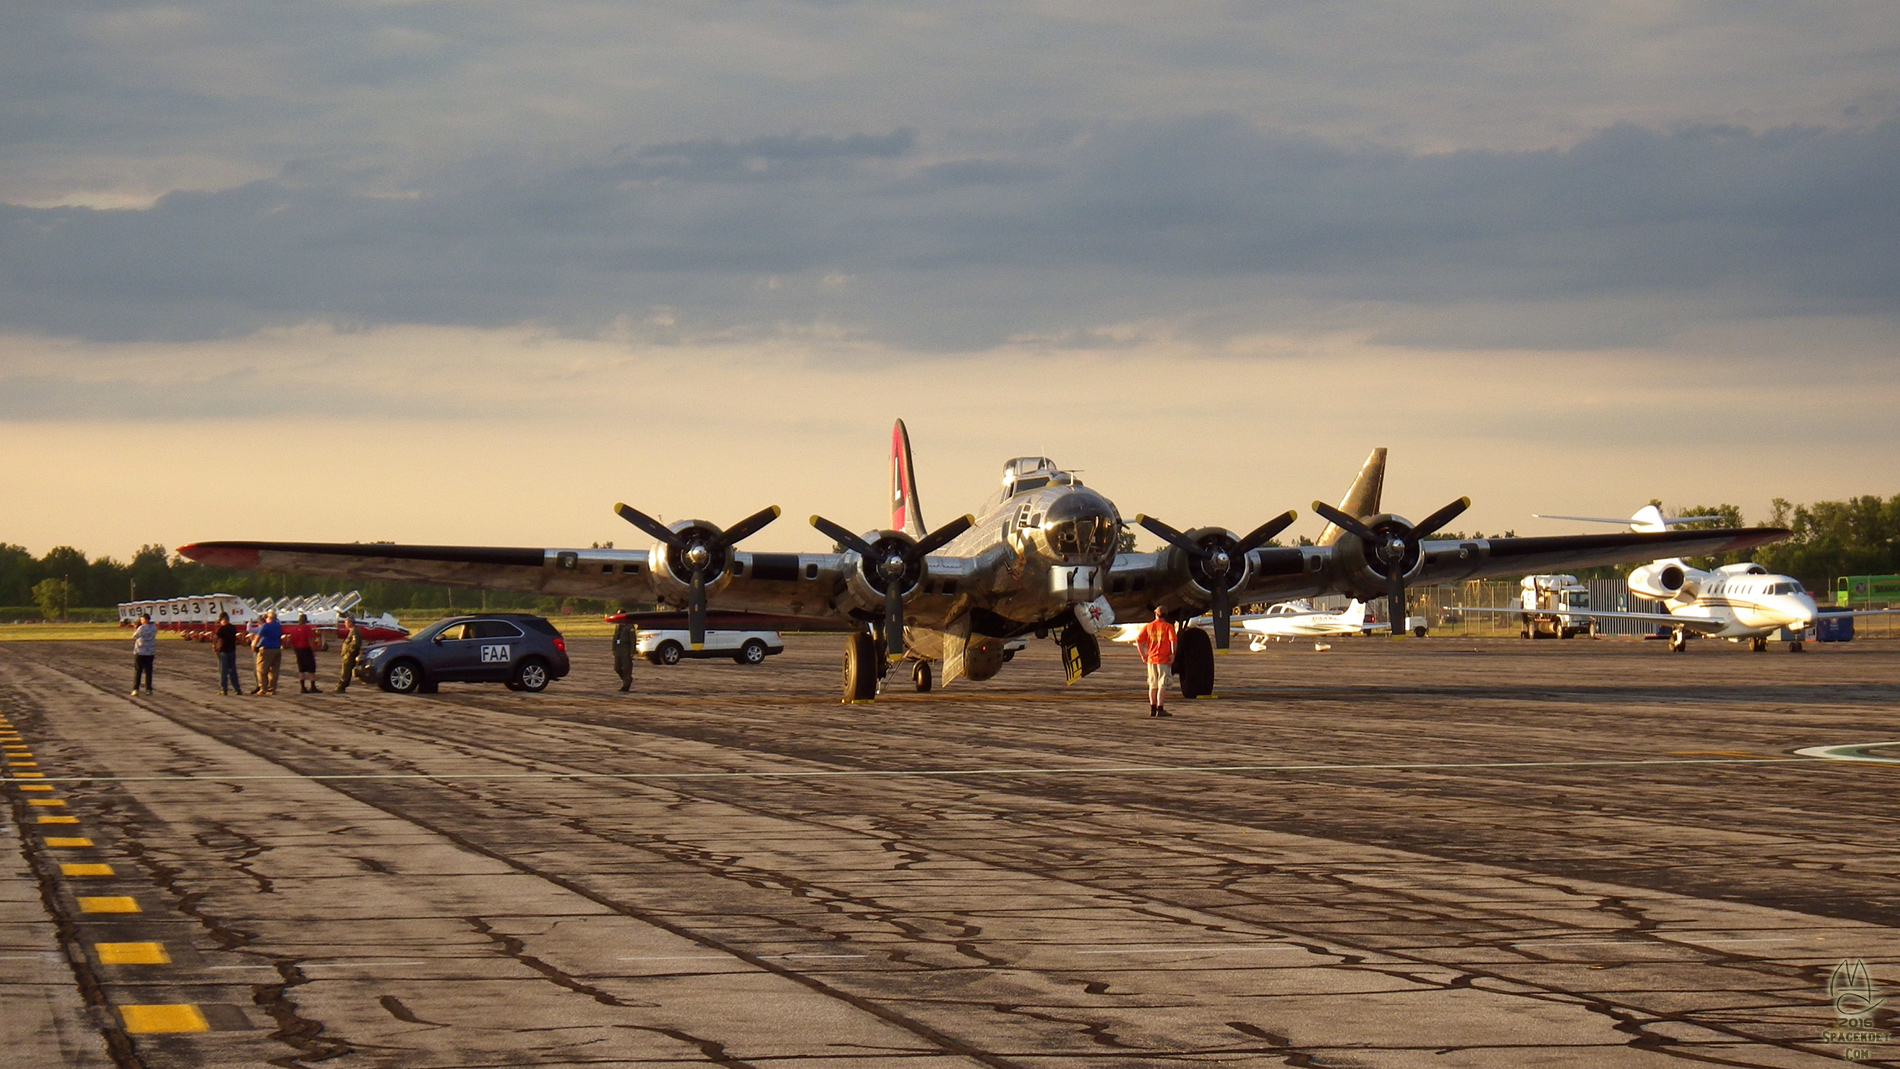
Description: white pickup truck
xmin=639 ymin=629 xmax=785 ymax=666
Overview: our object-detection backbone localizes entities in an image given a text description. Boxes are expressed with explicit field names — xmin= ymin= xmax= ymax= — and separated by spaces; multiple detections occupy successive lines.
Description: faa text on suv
xmin=360 ymin=613 xmax=570 ymax=694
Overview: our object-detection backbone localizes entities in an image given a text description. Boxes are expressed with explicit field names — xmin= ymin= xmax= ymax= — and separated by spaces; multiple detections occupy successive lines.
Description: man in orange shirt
xmin=1134 ymin=607 xmax=1176 ymax=718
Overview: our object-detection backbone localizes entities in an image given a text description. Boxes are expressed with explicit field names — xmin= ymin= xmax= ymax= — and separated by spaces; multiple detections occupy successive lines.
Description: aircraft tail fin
xmin=1628 ymin=505 xmax=1669 ymax=533
xmin=1341 ymin=599 xmax=1367 ymax=626
xmin=1317 ymin=447 xmax=1387 ymax=546
xmin=890 ymin=419 xmax=927 ymax=537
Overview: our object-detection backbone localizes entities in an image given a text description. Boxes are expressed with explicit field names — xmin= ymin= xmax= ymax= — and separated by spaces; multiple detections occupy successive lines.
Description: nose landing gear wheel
xmin=1789 ymin=640 xmax=1805 ymax=653
xmin=1669 ymin=630 xmax=1688 ymax=653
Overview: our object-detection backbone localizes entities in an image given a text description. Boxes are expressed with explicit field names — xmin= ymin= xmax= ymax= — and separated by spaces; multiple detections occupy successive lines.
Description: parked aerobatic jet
xmin=180 ymin=422 xmax=1789 ymax=702
xmin=1105 ymin=600 xmax=1373 ymax=650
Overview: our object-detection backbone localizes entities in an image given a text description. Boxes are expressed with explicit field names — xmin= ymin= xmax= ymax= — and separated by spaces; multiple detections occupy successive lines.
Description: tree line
xmin=0 ymin=543 xmax=633 ymax=622
xmin=4 ymin=491 xmax=1895 ymax=619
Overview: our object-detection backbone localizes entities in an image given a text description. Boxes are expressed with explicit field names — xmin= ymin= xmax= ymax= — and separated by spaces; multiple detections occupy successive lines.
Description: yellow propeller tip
xmin=690 ymin=643 xmax=704 ymax=651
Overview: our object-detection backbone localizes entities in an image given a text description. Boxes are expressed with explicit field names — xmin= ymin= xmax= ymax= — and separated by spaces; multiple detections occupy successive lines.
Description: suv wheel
xmin=736 ymin=639 xmax=768 ymax=665
xmin=384 ymin=659 xmax=422 ymax=694
xmin=512 ymin=657 xmax=550 ymax=692
xmin=657 ymin=641 xmax=684 ymax=666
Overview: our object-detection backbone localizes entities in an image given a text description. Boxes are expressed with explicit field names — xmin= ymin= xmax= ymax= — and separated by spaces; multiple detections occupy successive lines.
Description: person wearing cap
xmin=335 ymin=614 xmax=366 ymax=694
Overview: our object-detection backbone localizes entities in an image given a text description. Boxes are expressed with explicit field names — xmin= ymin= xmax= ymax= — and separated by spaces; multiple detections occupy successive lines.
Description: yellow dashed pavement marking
xmin=62 ymin=864 xmax=114 ymax=877
xmin=43 ymin=838 xmax=93 ymax=848
xmin=13 ymin=772 xmax=45 ymax=778
xmin=119 ymin=1005 xmax=208 ymax=1034
xmin=18 ymin=785 xmax=51 ymax=792
xmin=36 ymin=815 xmax=79 ymax=824
xmin=78 ymin=897 xmax=141 ymax=914
xmin=9 ymin=762 xmax=39 ymax=768
xmin=27 ymin=799 xmax=65 ymax=806
xmin=95 ymin=943 xmax=170 ymax=966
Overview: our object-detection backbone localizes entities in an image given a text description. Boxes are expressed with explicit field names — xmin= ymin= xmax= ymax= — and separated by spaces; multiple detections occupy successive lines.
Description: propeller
xmin=1135 ymin=510 xmax=1297 ymax=650
xmin=810 ymin=514 xmax=976 ymax=661
xmin=615 ymin=503 xmax=782 ymax=649
xmin=1309 ymin=497 xmax=1469 ymax=636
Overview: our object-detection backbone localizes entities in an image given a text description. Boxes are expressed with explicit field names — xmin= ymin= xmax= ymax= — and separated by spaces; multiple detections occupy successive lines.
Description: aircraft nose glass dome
xmin=1042 ymin=490 xmax=1119 ymax=561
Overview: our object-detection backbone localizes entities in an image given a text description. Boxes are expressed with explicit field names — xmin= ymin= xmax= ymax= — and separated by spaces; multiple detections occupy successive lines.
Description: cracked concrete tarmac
xmin=2 ymin=635 xmax=1897 ymax=1067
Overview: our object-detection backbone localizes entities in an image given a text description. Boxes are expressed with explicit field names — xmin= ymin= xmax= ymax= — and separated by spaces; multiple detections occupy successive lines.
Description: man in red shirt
xmin=284 ymin=613 xmax=321 ymax=694
xmin=1135 ymin=608 xmax=1176 ymax=718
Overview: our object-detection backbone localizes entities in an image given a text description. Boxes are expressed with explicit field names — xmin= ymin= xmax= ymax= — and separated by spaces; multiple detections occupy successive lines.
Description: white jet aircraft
xmin=1107 ymin=599 xmax=1372 ymax=650
xmin=1461 ymin=507 xmax=1897 ymax=652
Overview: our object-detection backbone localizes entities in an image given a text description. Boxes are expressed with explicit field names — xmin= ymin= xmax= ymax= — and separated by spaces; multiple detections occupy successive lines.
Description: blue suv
xmin=361 ymin=614 xmax=570 ymax=694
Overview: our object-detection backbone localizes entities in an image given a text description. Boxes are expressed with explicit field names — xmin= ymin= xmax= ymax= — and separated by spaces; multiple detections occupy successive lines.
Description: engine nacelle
xmin=646 ymin=519 xmax=736 ymax=606
xmin=1715 ymin=562 xmax=1767 ymax=576
xmin=1328 ymin=512 xmax=1427 ymax=600
xmin=1156 ymin=526 xmax=1255 ymax=602
xmin=1628 ymin=561 xmax=1692 ymax=601
xmin=837 ymin=529 xmax=926 ymax=614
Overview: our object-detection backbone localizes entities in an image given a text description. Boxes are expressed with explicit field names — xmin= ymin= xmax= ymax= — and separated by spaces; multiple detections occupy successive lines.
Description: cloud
xmin=1 ymin=117 xmax=1896 ymax=349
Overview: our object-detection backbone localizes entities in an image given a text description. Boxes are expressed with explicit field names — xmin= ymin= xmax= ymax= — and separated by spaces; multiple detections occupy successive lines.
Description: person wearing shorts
xmin=285 ymin=613 xmax=321 ymax=693
xmin=1135 ymin=608 xmax=1176 ymax=718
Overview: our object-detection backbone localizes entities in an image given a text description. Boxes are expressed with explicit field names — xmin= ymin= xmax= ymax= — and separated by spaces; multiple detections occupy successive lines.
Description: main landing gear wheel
xmin=1175 ymin=625 xmax=1215 ymax=700
xmin=842 ymin=631 xmax=879 ymax=703
xmin=912 ymin=661 xmax=932 ymax=693
xmin=1750 ymin=636 xmax=1768 ymax=652
xmin=1789 ymin=640 xmax=1805 ymax=653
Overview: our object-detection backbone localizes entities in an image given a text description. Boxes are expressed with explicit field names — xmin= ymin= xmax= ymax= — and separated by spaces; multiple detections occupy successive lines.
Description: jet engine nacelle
xmin=1328 ymin=512 xmax=1428 ymax=600
xmin=1628 ymin=561 xmax=1693 ymax=601
xmin=646 ymin=519 xmax=736 ymax=606
xmin=1715 ymin=562 xmax=1768 ymax=576
xmin=1157 ymin=526 xmax=1255 ymax=603
xmin=837 ymin=529 xmax=926 ymax=615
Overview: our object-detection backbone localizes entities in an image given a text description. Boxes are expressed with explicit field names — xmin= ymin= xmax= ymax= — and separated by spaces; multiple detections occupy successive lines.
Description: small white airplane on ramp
xmin=1108 ymin=599 xmax=1375 ymax=650
xmin=1460 ymin=507 xmax=1899 ymax=652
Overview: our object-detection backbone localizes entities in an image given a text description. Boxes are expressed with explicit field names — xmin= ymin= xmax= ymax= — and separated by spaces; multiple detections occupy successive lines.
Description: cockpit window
xmin=1014 ymin=476 xmax=1049 ymax=494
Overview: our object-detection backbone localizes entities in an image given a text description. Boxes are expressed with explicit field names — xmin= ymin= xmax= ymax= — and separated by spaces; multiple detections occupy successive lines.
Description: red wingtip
xmin=177 ymin=543 xmax=261 ymax=569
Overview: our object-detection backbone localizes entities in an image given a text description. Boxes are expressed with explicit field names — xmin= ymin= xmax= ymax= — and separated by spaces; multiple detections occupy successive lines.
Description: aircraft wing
xmin=1452 ymin=604 xmax=1726 ymax=633
xmin=1418 ymin=528 xmax=1788 ymax=585
xmin=178 ymin=540 xmax=860 ymax=622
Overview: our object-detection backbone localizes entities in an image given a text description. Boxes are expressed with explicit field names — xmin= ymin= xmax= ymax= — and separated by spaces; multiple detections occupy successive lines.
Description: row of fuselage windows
xmin=1705 ymin=579 xmax=1804 ymax=598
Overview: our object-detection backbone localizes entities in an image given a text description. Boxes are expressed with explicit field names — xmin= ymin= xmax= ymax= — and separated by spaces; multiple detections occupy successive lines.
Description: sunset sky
xmin=4 ymin=1 xmax=1896 ymax=560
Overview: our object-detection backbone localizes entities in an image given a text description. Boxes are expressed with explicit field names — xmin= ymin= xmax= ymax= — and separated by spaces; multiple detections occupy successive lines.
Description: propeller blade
xmin=615 ymin=503 xmax=682 ymax=546
xmin=1135 ymin=514 xmax=1209 ymax=557
xmin=1310 ymin=501 xmax=1380 ymax=543
xmin=1387 ymin=573 xmax=1406 ymax=638
xmin=688 ymin=568 xmax=708 ymax=649
xmin=1236 ymin=510 xmax=1298 ymax=553
xmin=913 ymin=514 xmax=975 ymax=557
xmin=1211 ymin=578 xmax=1231 ymax=652
xmin=885 ymin=583 xmax=905 ymax=662
xmin=809 ymin=515 xmax=875 ymax=556
xmin=1411 ymin=497 xmax=1472 ymax=540
xmin=714 ymin=505 xmax=782 ymax=548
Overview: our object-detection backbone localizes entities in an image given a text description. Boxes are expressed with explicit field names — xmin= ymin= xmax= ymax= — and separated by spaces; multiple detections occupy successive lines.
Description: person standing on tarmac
xmin=212 ymin=612 xmax=242 ymax=695
xmin=335 ymin=614 xmax=365 ymax=694
xmin=252 ymin=611 xmax=283 ymax=696
xmin=611 ymin=617 xmax=635 ymax=692
xmin=130 ymin=613 xmax=157 ymax=696
xmin=285 ymin=613 xmax=321 ymax=693
xmin=1135 ymin=607 xmax=1176 ymax=718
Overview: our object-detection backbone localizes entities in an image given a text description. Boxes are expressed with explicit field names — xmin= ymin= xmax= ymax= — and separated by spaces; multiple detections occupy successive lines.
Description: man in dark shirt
xmin=612 ymin=617 xmax=635 ymax=692
xmin=213 ymin=612 xmax=242 ymax=695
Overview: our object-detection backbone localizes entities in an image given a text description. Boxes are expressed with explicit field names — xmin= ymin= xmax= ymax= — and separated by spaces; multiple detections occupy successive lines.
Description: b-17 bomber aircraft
xmin=180 ymin=422 xmax=1791 ymax=702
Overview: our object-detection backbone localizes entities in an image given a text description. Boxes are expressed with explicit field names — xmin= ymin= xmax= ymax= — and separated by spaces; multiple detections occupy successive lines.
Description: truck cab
xmin=1519 ymin=574 xmax=1593 ymax=639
